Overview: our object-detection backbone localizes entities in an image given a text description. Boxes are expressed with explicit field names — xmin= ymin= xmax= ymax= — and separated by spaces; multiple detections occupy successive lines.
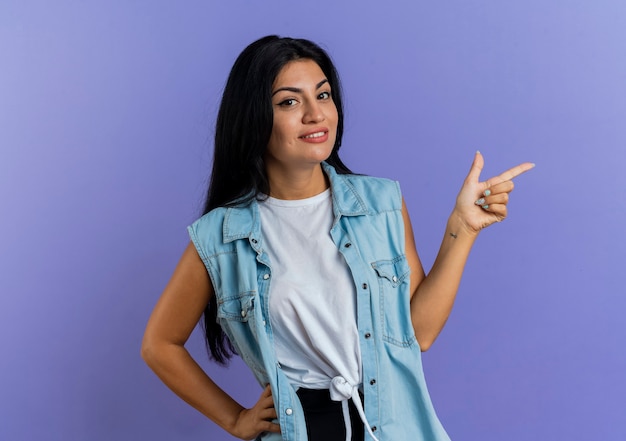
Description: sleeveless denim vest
xmin=188 ymin=162 xmax=451 ymax=441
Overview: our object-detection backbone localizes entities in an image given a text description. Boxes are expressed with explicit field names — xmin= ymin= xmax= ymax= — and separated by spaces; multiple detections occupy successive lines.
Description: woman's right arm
xmin=141 ymin=242 xmax=280 ymax=440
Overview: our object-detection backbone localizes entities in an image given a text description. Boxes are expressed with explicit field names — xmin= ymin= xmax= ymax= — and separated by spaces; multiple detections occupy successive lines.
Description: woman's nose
xmin=302 ymin=101 xmax=324 ymax=123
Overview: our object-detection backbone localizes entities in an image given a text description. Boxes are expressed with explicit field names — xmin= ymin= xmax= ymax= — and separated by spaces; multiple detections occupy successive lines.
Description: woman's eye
xmin=278 ymin=98 xmax=297 ymax=107
xmin=318 ymin=91 xmax=331 ymax=100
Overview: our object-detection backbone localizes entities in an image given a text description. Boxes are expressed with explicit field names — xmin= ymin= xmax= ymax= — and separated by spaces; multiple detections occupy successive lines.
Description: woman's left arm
xmin=405 ymin=151 xmax=534 ymax=351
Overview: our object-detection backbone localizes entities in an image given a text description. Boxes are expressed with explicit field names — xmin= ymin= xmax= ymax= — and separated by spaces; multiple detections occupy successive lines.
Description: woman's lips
xmin=299 ymin=130 xmax=329 ymax=143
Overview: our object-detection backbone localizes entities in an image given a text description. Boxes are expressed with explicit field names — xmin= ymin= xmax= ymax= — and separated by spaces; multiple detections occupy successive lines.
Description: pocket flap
xmin=217 ymin=291 xmax=256 ymax=321
xmin=371 ymin=256 xmax=410 ymax=287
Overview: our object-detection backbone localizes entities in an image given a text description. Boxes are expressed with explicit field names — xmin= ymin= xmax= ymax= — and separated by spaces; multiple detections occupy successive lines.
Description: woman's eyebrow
xmin=272 ymin=79 xmax=329 ymax=96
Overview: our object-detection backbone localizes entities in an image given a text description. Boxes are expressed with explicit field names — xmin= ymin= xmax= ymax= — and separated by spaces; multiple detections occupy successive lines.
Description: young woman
xmin=141 ymin=35 xmax=533 ymax=441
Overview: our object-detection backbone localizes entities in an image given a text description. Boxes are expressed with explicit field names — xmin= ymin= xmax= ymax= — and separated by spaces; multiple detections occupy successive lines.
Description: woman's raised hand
xmin=231 ymin=385 xmax=281 ymax=440
xmin=453 ymin=151 xmax=534 ymax=234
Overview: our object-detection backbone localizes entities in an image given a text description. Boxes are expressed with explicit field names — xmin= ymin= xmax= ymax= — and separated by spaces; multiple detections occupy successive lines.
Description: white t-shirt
xmin=258 ymin=189 xmax=362 ymax=391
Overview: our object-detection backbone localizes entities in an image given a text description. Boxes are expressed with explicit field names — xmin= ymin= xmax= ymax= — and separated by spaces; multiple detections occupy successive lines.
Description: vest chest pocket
xmin=372 ymin=256 xmax=417 ymax=347
xmin=216 ymin=291 xmax=269 ymax=381
xmin=217 ymin=291 xmax=256 ymax=322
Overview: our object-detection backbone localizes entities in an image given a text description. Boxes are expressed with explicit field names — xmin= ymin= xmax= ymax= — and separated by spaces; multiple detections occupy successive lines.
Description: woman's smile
xmin=299 ymin=128 xmax=329 ymax=143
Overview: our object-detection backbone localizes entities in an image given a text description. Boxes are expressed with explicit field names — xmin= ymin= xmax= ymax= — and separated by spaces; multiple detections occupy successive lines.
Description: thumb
xmin=465 ymin=151 xmax=484 ymax=183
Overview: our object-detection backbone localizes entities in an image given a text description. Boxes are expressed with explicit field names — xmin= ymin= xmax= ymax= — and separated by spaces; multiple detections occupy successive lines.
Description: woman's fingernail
xmin=475 ymin=198 xmax=485 ymax=205
xmin=482 ymin=205 xmax=489 ymax=210
xmin=484 ymin=189 xmax=491 ymax=197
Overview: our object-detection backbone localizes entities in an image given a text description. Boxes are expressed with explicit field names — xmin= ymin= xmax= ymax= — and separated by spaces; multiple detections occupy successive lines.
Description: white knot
xmin=328 ymin=376 xmax=380 ymax=441
xmin=329 ymin=376 xmax=354 ymax=401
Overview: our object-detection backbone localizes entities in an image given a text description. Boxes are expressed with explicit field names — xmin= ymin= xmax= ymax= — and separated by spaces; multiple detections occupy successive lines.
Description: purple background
xmin=1 ymin=1 xmax=625 ymax=440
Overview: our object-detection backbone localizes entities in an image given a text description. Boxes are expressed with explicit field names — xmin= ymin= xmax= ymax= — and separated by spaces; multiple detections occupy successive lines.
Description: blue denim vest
xmin=188 ymin=163 xmax=451 ymax=441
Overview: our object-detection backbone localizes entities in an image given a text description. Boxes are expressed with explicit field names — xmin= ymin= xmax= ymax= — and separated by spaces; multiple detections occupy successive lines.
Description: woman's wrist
xmin=447 ymin=209 xmax=480 ymax=242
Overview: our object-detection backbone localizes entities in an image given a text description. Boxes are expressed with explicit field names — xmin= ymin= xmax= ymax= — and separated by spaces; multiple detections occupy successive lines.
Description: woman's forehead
xmin=273 ymin=59 xmax=327 ymax=90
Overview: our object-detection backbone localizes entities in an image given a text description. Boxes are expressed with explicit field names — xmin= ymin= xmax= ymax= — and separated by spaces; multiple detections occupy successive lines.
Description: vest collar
xmin=223 ymin=162 xmax=369 ymax=243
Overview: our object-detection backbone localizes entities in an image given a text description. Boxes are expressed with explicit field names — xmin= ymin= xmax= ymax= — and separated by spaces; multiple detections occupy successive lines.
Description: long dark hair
xmin=202 ymin=35 xmax=352 ymax=364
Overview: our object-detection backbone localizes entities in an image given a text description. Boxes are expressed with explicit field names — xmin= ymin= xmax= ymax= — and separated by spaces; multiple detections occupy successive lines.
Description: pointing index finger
xmin=485 ymin=162 xmax=535 ymax=187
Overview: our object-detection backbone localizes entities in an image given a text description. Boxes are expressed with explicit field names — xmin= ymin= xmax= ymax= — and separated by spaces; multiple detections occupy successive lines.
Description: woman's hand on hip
xmin=231 ymin=385 xmax=281 ymax=440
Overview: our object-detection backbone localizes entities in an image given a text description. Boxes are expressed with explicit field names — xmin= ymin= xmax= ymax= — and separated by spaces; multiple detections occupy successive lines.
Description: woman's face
xmin=265 ymin=59 xmax=338 ymax=171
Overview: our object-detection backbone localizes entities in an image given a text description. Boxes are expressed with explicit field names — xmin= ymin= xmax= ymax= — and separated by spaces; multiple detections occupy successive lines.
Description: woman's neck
xmin=266 ymin=163 xmax=329 ymax=200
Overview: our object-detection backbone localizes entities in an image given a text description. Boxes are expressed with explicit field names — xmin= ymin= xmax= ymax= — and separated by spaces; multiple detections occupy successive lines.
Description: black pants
xmin=296 ymin=388 xmax=365 ymax=441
